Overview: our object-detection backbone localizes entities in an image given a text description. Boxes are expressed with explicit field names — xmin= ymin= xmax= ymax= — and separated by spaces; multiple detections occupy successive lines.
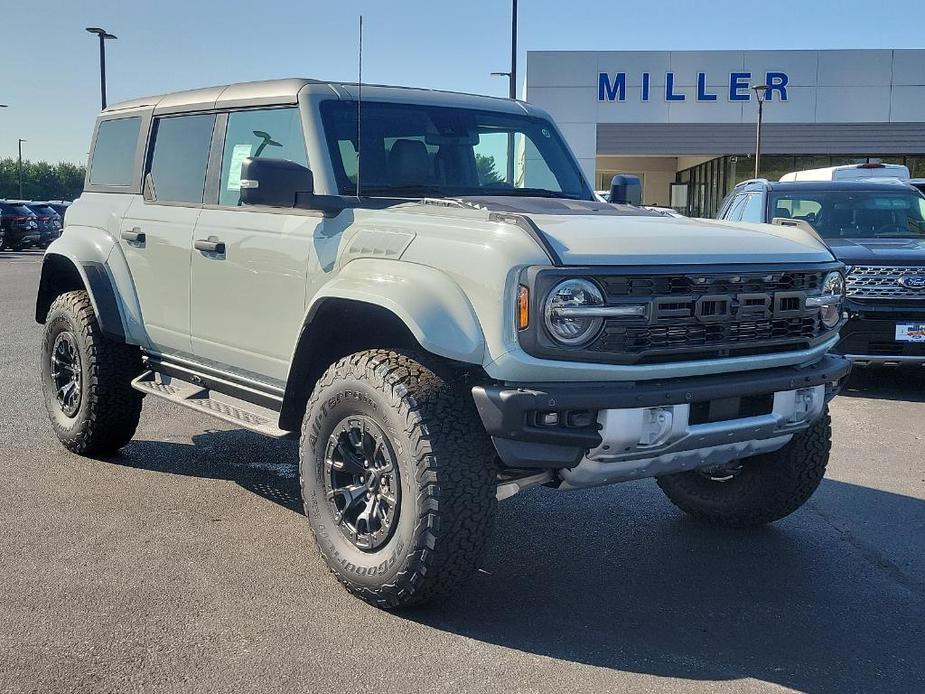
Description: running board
xmin=131 ymin=370 xmax=294 ymax=439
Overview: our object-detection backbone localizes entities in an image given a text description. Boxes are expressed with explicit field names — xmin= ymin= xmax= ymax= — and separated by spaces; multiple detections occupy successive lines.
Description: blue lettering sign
xmin=641 ymin=72 xmax=650 ymax=101
xmin=665 ymin=72 xmax=685 ymax=101
xmin=729 ymin=72 xmax=752 ymax=101
xmin=697 ymin=72 xmax=717 ymax=101
xmin=765 ymin=71 xmax=789 ymax=101
xmin=598 ymin=72 xmax=626 ymax=101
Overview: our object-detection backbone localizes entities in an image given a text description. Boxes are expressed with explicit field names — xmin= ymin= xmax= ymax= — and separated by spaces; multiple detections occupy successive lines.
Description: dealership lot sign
xmin=599 ymin=72 xmax=790 ymax=102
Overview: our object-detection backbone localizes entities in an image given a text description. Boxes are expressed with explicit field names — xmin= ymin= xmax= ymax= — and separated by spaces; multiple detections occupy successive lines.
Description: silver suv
xmin=36 ymin=79 xmax=851 ymax=608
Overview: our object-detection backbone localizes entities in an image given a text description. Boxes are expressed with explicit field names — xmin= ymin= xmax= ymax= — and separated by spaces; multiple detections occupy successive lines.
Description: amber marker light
xmin=517 ymin=285 xmax=530 ymax=329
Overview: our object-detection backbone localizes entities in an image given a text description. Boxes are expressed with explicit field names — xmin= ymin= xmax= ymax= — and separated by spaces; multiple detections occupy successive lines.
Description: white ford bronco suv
xmin=37 ymin=79 xmax=851 ymax=607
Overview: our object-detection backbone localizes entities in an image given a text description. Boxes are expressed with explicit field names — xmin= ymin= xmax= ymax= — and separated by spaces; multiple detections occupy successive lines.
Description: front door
xmin=189 ymin=106 xmax=318 ymax=383
xmin=120 ymin=112 xmax=216 ymax=356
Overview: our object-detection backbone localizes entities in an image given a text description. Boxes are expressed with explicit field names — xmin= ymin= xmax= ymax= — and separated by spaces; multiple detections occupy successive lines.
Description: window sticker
xmin=226 ymin=143 xmax=253 ymax=191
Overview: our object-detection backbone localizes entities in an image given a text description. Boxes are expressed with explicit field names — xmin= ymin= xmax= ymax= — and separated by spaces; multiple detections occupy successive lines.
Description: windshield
xmin=768 ymin=189 xmax=925 ymax=239
xmin=320 ymin=100 xmax=592 ymax=200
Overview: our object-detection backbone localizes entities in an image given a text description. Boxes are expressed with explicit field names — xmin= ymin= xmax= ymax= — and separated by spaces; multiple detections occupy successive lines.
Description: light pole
xmin=750 ymin=84 xmax=769 ymax=179
xmin=17 ymin=138 xmax=26 ymax=199
xmin=85 ymin=27 xmax=117 ymax=109
xmin=491 ymin=0 xmax=519 ymax=183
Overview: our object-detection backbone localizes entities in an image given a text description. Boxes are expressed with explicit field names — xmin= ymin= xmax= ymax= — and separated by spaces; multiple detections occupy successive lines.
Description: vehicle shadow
xmin=109 ymin=429 xmax=303 ymax=513
xmin=103 ymin=429 xmax=925 ymax=692
xmin=840 ymin=365 xmax=925 ymax=402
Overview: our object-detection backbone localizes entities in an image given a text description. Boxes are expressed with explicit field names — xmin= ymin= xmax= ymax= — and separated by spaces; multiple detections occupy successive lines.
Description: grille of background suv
xmin=846 ymin=266 xmax=925 ymax=300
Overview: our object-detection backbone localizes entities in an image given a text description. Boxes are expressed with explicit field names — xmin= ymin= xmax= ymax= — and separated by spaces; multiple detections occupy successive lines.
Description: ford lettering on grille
xmin=651 ymin=291 xmax=806 ymax=323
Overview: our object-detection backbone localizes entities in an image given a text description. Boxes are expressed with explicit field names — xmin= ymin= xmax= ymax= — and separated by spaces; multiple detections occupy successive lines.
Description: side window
xmin=219 ymin=108 xmax=307 ymax=206
xmin=717 ymin=192 xmax=736 ymax=218
xmin=740 ymin=193 xmax=766 ymax=223
xmin=725 ymin=194 xmax=748 ymax=221
xmin=148 ymin=114 xmax=215 ymax=204
xmin=89 ymin=117 xmax=141 ymax=186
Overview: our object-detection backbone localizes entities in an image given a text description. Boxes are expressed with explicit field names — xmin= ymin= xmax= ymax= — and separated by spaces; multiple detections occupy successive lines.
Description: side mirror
xmin=239 ymin=157 xmax=313 ymax=208
xmin=609 ymin=174 xmax=642 ymax=206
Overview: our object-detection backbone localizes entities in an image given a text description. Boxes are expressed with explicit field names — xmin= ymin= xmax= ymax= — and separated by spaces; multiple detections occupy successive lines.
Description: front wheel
xmin=656 ymin=411 xmax=831 ymax=528
xmin=300 ymin=349 xmax=497 ymax=608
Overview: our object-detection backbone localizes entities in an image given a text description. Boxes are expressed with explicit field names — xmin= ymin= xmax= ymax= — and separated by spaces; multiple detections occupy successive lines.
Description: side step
xmin=131 ymin=370 xmax=294 ymax=439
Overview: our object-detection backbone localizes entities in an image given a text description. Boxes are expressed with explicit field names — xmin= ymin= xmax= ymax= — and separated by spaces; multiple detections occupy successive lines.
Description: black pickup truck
xmin=717 ymin=178 xmax=925 ymax=365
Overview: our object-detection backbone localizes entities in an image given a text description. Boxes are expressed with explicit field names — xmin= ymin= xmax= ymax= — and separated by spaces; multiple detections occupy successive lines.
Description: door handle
xmin=195 ymin=237 xmax=226 ymax=254
xmin=121 ymin=227 xmax=145 ymax=243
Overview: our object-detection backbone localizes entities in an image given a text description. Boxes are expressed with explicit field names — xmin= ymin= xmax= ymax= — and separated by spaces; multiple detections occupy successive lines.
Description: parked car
xmin=45 ymin=200 xmax=72 ymax=220
xmin=0 ymin=200 xmax=40 ymax=250
xmin=780 ymin=162 xmax=911 ymax=182
xmin=36 ymin=78 xmax=850 ymax=608
xmin=24 ymin=202 xmax=63 ymax=247
xmin=718 ymin=178 xmax=925 ymax=365
xmin=909 ymin=179 xmax=925 ymax=196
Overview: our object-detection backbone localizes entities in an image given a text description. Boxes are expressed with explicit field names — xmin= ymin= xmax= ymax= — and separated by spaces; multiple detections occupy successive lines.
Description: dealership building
xmin=525 ymin=49 xmax=925 ymax=216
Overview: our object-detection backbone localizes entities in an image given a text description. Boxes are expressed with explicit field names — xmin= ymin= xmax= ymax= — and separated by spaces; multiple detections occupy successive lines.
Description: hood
xmin=455 ymin=199 xmax=832 ymax=266
xmin=453 ymin=197 xmax=834 ymax=265
xmin=825 ymin=237 xmax=925 ymax=266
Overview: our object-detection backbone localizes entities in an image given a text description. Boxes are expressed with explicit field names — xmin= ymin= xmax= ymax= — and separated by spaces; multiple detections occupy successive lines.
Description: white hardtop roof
xmin=102 ymin=78 xmax=541 ymax=118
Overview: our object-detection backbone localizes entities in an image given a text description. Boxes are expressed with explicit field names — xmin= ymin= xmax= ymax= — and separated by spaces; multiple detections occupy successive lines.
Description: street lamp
xmin=85 ymin=27 xmax=117 ymax=109
xmin=489 ymin=0 xmax=518 ymax=100
xmin=17 ymin=138 xmax=26 ymax=199
xmin=750 ymin=84 xmax=770 ymax=179
xmin=490 ymin=0 xmax=519 ymax=184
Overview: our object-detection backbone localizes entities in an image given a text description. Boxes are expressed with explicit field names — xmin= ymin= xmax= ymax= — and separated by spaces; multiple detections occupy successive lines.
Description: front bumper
xmin=837 ymin=303 xmax=925 ymax=365
xmin=472 ymin=354 xmax=851 ymax=479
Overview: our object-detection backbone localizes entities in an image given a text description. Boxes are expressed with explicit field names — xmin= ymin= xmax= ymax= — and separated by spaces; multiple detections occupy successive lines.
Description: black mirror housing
xmin=609 ymin=174 xmax=642 ymax=206
xmin=239 ymin=157 xmax=313 ymax=208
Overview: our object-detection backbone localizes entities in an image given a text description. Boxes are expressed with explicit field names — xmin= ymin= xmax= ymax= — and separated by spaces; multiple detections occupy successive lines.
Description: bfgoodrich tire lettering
xmin=300 ymin=349 xmax=497 ymax=608
xmin=656 ymin=410 xmax=832 ymax=528
xmin=41 ymin=290 xmax=144 ymax=455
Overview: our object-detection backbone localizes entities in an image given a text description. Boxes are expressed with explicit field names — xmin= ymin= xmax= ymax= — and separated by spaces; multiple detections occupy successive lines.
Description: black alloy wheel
xmin=323 ymin=415 xmax=401 ymax=551
xmin=51 ymin=331 xmax=82 ymax=417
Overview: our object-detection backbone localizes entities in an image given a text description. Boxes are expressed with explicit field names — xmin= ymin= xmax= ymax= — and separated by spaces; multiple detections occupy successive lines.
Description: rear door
xmin=121 ymin=113 xmax=215 ymax=356
xmin=189 ymin=106 xmax=320 ymax=383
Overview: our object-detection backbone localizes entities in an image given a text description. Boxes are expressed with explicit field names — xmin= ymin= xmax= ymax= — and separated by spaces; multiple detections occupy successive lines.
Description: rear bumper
xmin=472 ymin=354 xmax=851 ymax=470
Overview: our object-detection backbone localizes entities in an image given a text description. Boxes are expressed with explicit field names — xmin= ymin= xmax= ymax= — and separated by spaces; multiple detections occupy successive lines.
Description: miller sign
xmin=598 ymin=71 xmax=790 ymax=103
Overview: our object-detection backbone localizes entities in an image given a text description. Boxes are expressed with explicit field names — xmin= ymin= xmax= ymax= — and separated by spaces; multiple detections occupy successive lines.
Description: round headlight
xmin=544 ymin=279 xmax=605 ymax=346
xmin=819 ymin=271 xmax=846 ymax=329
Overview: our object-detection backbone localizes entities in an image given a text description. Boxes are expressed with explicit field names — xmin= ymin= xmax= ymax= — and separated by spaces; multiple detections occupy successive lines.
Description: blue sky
xmin=3 ymin=0 xmax=925 ymax=163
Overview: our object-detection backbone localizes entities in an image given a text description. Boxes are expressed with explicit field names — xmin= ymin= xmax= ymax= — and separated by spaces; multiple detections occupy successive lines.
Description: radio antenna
xmin=356 ymin=15 xmax=363 ymax=200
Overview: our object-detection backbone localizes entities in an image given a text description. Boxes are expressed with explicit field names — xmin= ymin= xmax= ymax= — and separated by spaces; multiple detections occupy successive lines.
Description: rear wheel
xmin=300 ymin=349 xmax=497 ymax=608
xmin=656 ymin=411 xmax=831 ymax=527
xmin=41 ymin=290 xmax=144 ymax=455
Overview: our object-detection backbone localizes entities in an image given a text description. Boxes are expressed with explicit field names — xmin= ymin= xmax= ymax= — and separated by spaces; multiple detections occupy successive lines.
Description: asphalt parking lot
xmin=1 ymin=250 xmax=923 ymax=694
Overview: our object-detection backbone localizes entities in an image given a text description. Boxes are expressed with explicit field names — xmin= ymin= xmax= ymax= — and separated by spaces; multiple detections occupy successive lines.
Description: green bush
xmin=0 ymin=158 xmax=85 ymax=201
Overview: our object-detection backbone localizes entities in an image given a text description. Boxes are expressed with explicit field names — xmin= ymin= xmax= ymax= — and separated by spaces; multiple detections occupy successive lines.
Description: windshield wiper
xmin=479 ymin=187 xmax=579 ymax=200
xmin=358 ymin=185 xmax=447 ymax=198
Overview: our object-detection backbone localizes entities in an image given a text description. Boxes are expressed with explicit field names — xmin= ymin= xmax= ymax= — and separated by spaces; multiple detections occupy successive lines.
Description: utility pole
xmin=18 ymin=138 xmax=26 ymax=199
xmin=86 ymin=27 xmax=117 ymax=109
xmin=750 ymin=84 xmax=769 ymax=179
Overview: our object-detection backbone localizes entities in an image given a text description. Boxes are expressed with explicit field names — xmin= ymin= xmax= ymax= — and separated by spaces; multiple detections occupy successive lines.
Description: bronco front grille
xmin=846 ymin=266 xmax=925 ymax=300
xmin=521 ymin=267 xmax=837 ymax=366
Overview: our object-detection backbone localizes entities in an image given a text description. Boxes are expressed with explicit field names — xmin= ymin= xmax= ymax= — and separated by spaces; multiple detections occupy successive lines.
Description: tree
xmin=476 ymin=154 xmax=503 ymax=185
xmin=0 ymin=159 xmax=86 ymax=200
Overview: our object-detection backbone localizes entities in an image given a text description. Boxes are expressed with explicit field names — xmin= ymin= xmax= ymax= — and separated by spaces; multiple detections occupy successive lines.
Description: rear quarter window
xmin=89 ymin=116 xmax=142 ymax=186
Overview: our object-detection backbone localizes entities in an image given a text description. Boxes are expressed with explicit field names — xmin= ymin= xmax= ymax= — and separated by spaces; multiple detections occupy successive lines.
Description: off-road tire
xmin=656 ymin=410 xmax=831 ymax=528
xmin=41 ymin=290 xmax=144 ymax=455
xmin=300 ymin=349 xmax=497 ymax=608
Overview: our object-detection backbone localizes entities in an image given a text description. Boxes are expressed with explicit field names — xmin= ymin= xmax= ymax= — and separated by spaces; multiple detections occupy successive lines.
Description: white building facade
xmin=526 ymin=49 xmax=925 ymax=215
